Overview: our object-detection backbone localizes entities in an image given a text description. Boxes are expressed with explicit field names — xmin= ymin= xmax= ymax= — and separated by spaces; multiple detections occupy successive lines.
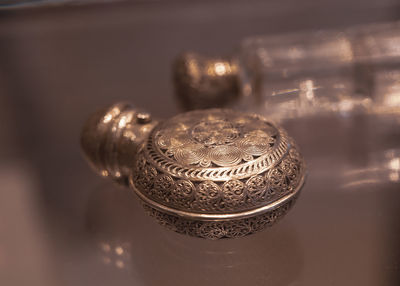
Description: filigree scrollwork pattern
xmin=141 ymin=196 xmax=297 ymax=239
xmin=193 ymin=181 xmax=221 ymax=211
xmin=222 ymin=180 xmax=246 ymax=208
xmin=170 ymin=180 xmax=196 ymax=208
xmin=82 ymin=105 xmax=306 ymax=239
xmin=128 ymin=108 xmax=306 ymax=239
xmin=153 ymin=110 xmax=278 ymax=168
xmin=132 ymin=157 xmax=157 ymax=195
xmin=132 ymin=146 xmax=304 ymax=213
xmin=154 ymin=174 xmax=175 ymax=202
xmin=246 ymin=175 xmax=268 ymax=202
xmin=142 ymin=109 xmax=291 ymax=182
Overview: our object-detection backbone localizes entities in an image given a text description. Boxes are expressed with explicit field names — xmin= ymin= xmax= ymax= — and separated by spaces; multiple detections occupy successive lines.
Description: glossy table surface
xmin=78 ymin=113 xmax=400 ymax=286
xmin=0 ymin=1 xmax=399 ymax=285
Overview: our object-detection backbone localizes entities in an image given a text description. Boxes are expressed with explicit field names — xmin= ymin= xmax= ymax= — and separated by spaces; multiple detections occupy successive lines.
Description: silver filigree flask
xmin=81 ymin=103 xmax=306 ymax=239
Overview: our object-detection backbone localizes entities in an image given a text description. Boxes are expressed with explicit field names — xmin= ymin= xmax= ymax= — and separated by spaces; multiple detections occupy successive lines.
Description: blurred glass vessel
xmin=174 ymin=21 xmax=400 ymax=121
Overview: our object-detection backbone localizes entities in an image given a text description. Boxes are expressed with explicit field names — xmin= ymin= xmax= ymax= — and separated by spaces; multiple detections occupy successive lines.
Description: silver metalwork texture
xmin=141 ymin=195 xmax=298 ymax=239
xmin=81 ymin=103 xmax=158 ymax=184
xmin=173 ymin=53 xmax=240 ymax=110
xmin=81 ymin=105 xmax=306 ymax=239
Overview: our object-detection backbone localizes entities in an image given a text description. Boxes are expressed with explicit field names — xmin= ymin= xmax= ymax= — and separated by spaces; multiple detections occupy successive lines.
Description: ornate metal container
xmin=81 ymin=104 xmax=306 ymax=239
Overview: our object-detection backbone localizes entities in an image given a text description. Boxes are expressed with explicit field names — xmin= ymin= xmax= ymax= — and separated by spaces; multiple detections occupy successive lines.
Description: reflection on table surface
xmin=1 ymin=110 xmax=398 ymax=286
xmin=87 ymin=184 xmax=302 ymax=286
xmin=80 ymin=112 xmax=399 ymax=286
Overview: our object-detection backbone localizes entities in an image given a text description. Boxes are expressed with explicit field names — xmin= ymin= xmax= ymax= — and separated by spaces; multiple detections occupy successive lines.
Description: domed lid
xmin=130 ymin=109 xmax=305 ymax=219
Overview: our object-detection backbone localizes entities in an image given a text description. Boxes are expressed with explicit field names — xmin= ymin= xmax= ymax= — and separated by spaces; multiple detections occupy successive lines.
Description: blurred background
xmin=0 ymin=1 xmax=400 ymax=285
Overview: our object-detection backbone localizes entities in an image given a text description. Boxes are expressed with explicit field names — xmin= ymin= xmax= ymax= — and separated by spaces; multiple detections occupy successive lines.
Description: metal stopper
xmin=80 ymin=103 xmax=158 ymax=184
xmin=173 ymin=52 xmax=240 ymax=110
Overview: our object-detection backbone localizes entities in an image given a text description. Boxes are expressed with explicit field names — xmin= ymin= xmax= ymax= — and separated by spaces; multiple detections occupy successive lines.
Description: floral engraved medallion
xmin=154 ymin=109 xmax=278 ymax=168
